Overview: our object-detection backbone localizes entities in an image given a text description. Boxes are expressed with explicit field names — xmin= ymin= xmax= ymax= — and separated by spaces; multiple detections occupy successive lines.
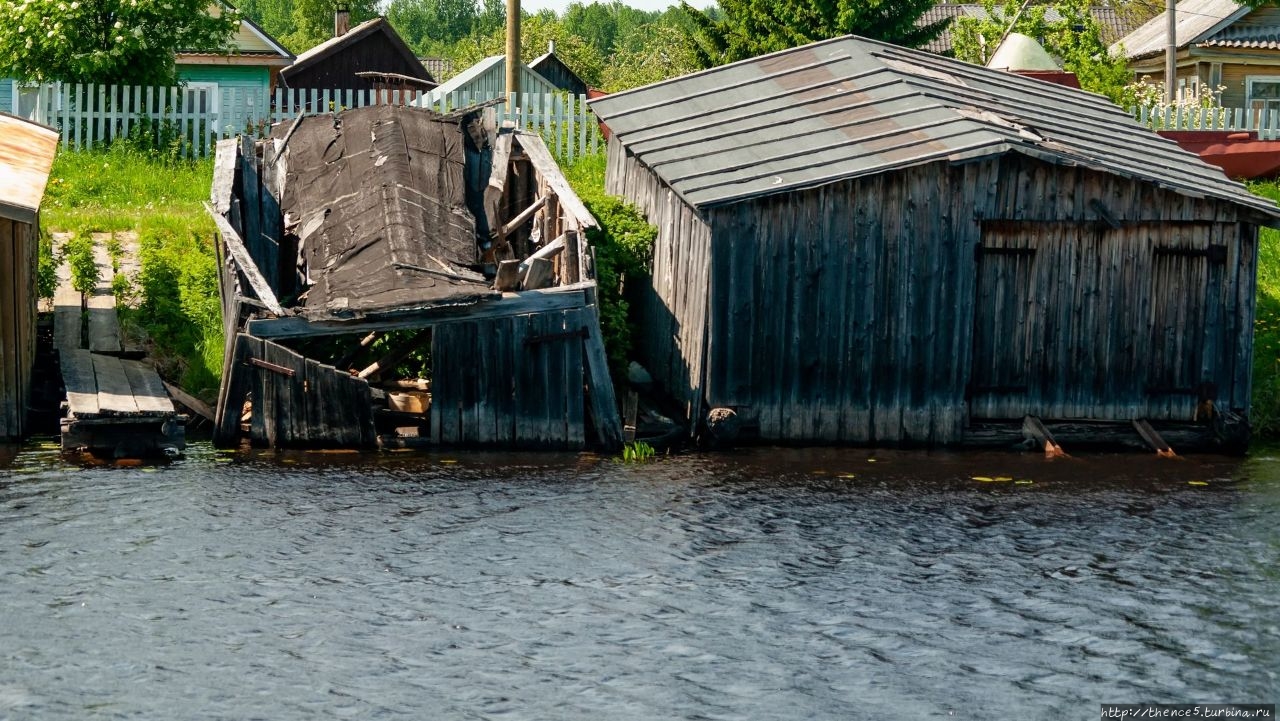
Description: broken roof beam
xmin=205 ymin=201 xmax=286 ymax=317
xmin=246 ymin=282 xmax=596 ymax=339
xmin=514 ymin=131 xmax=597 ymax=230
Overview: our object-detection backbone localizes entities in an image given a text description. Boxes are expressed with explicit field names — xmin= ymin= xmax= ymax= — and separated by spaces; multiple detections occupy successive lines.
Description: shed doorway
xmin=968 ymin=221 xmax=1223 ymax=422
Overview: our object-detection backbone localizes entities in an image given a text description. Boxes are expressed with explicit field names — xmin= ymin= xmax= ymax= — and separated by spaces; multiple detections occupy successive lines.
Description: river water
xmin=1 ymin=442 xmax=1277 ymax=719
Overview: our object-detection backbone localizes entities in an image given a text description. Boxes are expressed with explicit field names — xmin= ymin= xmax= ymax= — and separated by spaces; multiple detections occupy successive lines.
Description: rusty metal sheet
xmin=0 ymin=113 xmax=59 ymax=224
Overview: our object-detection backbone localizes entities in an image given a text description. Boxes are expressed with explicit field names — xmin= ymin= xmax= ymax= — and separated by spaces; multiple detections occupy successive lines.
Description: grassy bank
xmin=1248 ymin=181 xmax=1280 ymax=436
xmin=42 ymin=146 xmax=222 ymax=400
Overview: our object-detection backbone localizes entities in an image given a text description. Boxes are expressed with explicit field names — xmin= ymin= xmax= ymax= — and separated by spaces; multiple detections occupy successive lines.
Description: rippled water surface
xmin=1 ymin=442 xmax=1278 ymax=719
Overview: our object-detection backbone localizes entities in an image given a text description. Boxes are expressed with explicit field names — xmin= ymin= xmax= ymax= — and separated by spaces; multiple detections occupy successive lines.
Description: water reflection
xmin=1 ymin=442 xmax=1277 ymax=719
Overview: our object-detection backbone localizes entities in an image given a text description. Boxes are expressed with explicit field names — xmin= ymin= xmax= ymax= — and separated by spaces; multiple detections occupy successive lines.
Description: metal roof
xmin=1113 ymin=0 xmax=1246 ymax=58
xmin=0 ymin=113 xmax=59 ymax=224
xmin=425 ymin=55 xmax=558 ymax=103
xmin=589 ymin=35 xmax=1280 ymax=220
xmin=1200 ymin=22 xmax=1280 ymax=51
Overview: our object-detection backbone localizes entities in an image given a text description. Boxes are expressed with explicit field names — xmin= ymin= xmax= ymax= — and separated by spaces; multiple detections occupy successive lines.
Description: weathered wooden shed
xmin=530 ymin=45 xmax=590 ymax=96
xmin=279 ymin=18 xmax=434 ymax=93
xmin=591 ymin=35 xmax=1280 ymax=451
xmin=0 ymin=113 xmax=58 ymax=441
xmin=208 ymin=103 xmax=622 ymax=451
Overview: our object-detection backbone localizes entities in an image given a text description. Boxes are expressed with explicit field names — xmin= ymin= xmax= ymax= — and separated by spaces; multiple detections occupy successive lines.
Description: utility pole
xmin=1166 ymin=0 xmax=1177 ymax=103
xmin=506 ymin=0 xmax=521 ymax=106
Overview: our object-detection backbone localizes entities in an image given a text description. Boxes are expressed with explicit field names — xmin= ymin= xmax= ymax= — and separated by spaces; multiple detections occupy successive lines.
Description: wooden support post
xmin=1133 ymin=418 xmax=1177 ymax=458
xmin=1022 ymin=415 xmax=1066 ymax=458
xmin=501 ymin=195 xmax=547 ymax=238
xmin=357 ymin=328 xmax=431 ymax=380
xmin=493 ymin=260 xmax=522 ymax=291
xmin=522 ymin=257 xmax=554 ymax=291
xmin=213 ymin=334 xmax=255 ymax=447
xmin=582 ymin=304 xmax=623 ymax=451
xmin=517 ymin=234 xmax=566 ymax=276
xmin=623 ymin=390 xmax=638 ymax=443
xmin=563 ymin=228 xmax=580 ymax=285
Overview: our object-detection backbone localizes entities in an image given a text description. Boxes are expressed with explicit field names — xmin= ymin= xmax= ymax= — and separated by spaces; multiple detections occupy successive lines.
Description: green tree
xmin=680 ymin=0 xmax=948 ymax=66
xmin=952 ymin=0 xmax=1132 ymax=103
xmin=445 ymin=13 xmax=606 ymax=88
xmin=388 ymin=0 xmax=479 ymax=51
xmin=0 ymin=0 xmax=239 ymax=84
xmin=602 ymin=21 xmax=703 ymax=91
xmin=282 ymin=0 xmax=379 ymax=52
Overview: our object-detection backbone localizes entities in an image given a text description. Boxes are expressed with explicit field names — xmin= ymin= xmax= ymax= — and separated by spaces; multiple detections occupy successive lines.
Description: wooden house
xmin=0 ymin=114 xmax=58 ymax=440
xmin=279 ymin=17 xmax=434 ymax=93
xmin=208 ymin=104 xmax=621 ymax=450
xmin=531 ymin=44 xmax=591 ymax=96
xmin=590 ymin=35 xmax=1280 ymax=452
xmin=1115 ymin=0 xmax=1280 ymax=108
xmin=427 ymin=56 xmax=559 ymax=104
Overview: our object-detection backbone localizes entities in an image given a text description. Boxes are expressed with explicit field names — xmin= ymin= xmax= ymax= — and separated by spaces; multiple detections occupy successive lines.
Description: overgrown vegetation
xmin=562 ymin=150 xmax=656 ymax=377
xmin=43 ymin=145 xmax=222 ymax=399
xmin=1248 ymin=180 xmax=1280 ymax=436
xmin=63 ymin=233 xmax=100 ymax=295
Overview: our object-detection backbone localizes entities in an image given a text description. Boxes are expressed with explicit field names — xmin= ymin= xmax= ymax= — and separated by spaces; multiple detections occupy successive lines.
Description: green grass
xmin=44 ymin=145 xmax=222 ymax=400
xmin=1248 ymin=180 xmax=1280 ymax=437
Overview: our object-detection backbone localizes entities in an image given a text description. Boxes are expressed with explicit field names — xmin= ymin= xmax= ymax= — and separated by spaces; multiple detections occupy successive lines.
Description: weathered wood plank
xmin=162 ymin=381 xmax=214 ymax=423
xmin=213 ymin=334 xmax=253 ymax=446
xmin=210 ymin=138 xmax=239 ymax=215
xmin=522 ymin=256 xmax=555 ymax=291
xmin=121 ymin=360 xmax=174 ymax=414
xmin=516 ymin=131 xmax=597 ymax=229
xmin=91 ymin=353 xmax=139 ymax=415
xmin=61 ymin=348 xmax=100 ymax=417
xmin=246 ymin=284 xmax=591 ymax=339
xmin=583 ymin=304 xmax=623 ymax=450
xmin=205 ymin=202 xmax=285 ymax=317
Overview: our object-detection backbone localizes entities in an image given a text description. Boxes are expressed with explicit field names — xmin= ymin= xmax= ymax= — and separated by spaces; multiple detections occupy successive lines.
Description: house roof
xmin=427 ymin=55 xmax=558 ymax=101
xmin=987 ymin=32 xmax=1060 ymax=71
xmin=1113 ymin=0 xmax=1248 ymax=59
xmin=918 ymin=4 xmax=1138 ymax=55
xmin=530 ymin=49 xmax=589 ymax=92
xmin=178 ymin=2 xmax=293 ymax=60
xmin=0 ymin=113 xmax=59 ymax=224
xmin=589 ymin=34 xmax=1280 ymax=220
xmin=282 ymin=17 xmax=432 ymax=85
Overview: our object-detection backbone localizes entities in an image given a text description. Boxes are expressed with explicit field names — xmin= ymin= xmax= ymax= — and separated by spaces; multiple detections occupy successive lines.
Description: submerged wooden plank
xmin=583 ymin=304 xmax=623 ymax=450
xmin=91 ymin=353 xmax=140 ymax=415
xmin=162 ymin=381 xmax=214 ymax=423
xmin=61 ymin=348 xmax=100 ymax=417
xmin=121 ymin=360 xmax=174 ymax=414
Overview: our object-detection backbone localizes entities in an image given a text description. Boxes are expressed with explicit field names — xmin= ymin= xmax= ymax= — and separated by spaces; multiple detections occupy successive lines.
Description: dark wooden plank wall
xmin=970 ymin=154 xmax=1254 ymax=421
xmin=430 ymin=307 xmax=589 ymax=449
xmin=606 ymin=137 xmax=713 ymax=421
xmin=704 ymin=161 xmax=977 ymax=444
xmin=0 ymin=217 xmax=36 ymax=439
xmin=227 ymin=334 xmax=377 ymax=448
xmin=675 ymin=152 xmax=1260 ymax=444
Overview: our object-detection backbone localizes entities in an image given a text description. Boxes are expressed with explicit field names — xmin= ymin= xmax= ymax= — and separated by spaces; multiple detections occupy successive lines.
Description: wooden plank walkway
xmin=53 ymin=234 xmax=185 ymax=456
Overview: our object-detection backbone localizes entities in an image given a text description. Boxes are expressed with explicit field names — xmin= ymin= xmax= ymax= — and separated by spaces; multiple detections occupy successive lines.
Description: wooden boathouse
xmin=590 ymin=35 xmax=1280 ymax=451
xmin=209 ymin=103 xmax=622 ymax=450
xmin=0 ymin=114 xmax=58 ymax=441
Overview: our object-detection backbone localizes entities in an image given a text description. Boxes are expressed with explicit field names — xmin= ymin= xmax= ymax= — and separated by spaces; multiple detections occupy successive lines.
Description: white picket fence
xmin=1132 ymin=104 xmax=1280 ymax=140
xmin=15 ymin=82 xmax=600 ymax=160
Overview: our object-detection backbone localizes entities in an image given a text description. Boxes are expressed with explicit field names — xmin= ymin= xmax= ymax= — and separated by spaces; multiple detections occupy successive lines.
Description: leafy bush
xmin=36 ymin=231 xmax=57 ymax=300
xmin=563 ymin=150 xmax=656 ymax=376
xmin=1249 ymin=180 xmax=1280 ymax=437
xmin=63 ymin=233 xmax=99 ymax=295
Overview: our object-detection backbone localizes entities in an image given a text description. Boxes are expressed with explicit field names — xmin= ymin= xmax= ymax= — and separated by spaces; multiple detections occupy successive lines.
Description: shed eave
xmin=0 ymin=201 xmax=37 ymax=225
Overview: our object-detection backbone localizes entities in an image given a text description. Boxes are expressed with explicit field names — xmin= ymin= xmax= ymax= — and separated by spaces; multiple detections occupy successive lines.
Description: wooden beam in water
xmin=1022 ymin=415 xmax=1066 ymax=458
xmin=163 ymin=381 xmax=214 ymax=423
xmin=1132 ymin=418 xmax=1177 ymax=458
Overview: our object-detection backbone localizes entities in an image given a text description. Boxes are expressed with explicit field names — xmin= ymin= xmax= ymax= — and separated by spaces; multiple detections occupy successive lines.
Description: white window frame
xmin=1246 ymin=75 xmax=1280 ymax=113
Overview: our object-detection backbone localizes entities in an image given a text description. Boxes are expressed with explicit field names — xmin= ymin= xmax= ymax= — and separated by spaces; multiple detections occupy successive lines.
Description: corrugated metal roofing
xmin=1113 ymin=0 xmax=1245 ymax=58
xmin=589 ymin=35 xmax=1280 ymax=219
xmin=1200 ymin=22 xmax=1280 ymax=50
xmin=0 ymin=113 xmax=59 ymax=224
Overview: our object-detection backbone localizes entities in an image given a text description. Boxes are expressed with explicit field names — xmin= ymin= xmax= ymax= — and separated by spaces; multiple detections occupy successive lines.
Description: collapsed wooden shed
xmin=209 ymin=103 xmax=621 ymax=450
xmin=0 ymin=113 xmax=58 ymax=441
xmin=591 ymin=35 xmax=1280 ymax=452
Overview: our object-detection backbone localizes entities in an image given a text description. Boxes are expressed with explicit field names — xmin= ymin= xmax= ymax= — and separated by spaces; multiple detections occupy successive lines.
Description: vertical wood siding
xmin=613 ymin=147 xmax=1260 ymax=445
xmin=0 ymin=217 xmax=37 ymax=439
xmin=606 ymin=137 xmax=713 ymax=419
xmin=704 ymin=161 xmax=980 ymax=444
xmin=431 ymin=308 xmax=588 ymax=449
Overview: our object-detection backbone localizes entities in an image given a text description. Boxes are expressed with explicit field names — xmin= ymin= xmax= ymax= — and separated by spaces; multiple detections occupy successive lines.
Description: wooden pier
xmin=53 ymin=234 xmax=184 ymax=457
